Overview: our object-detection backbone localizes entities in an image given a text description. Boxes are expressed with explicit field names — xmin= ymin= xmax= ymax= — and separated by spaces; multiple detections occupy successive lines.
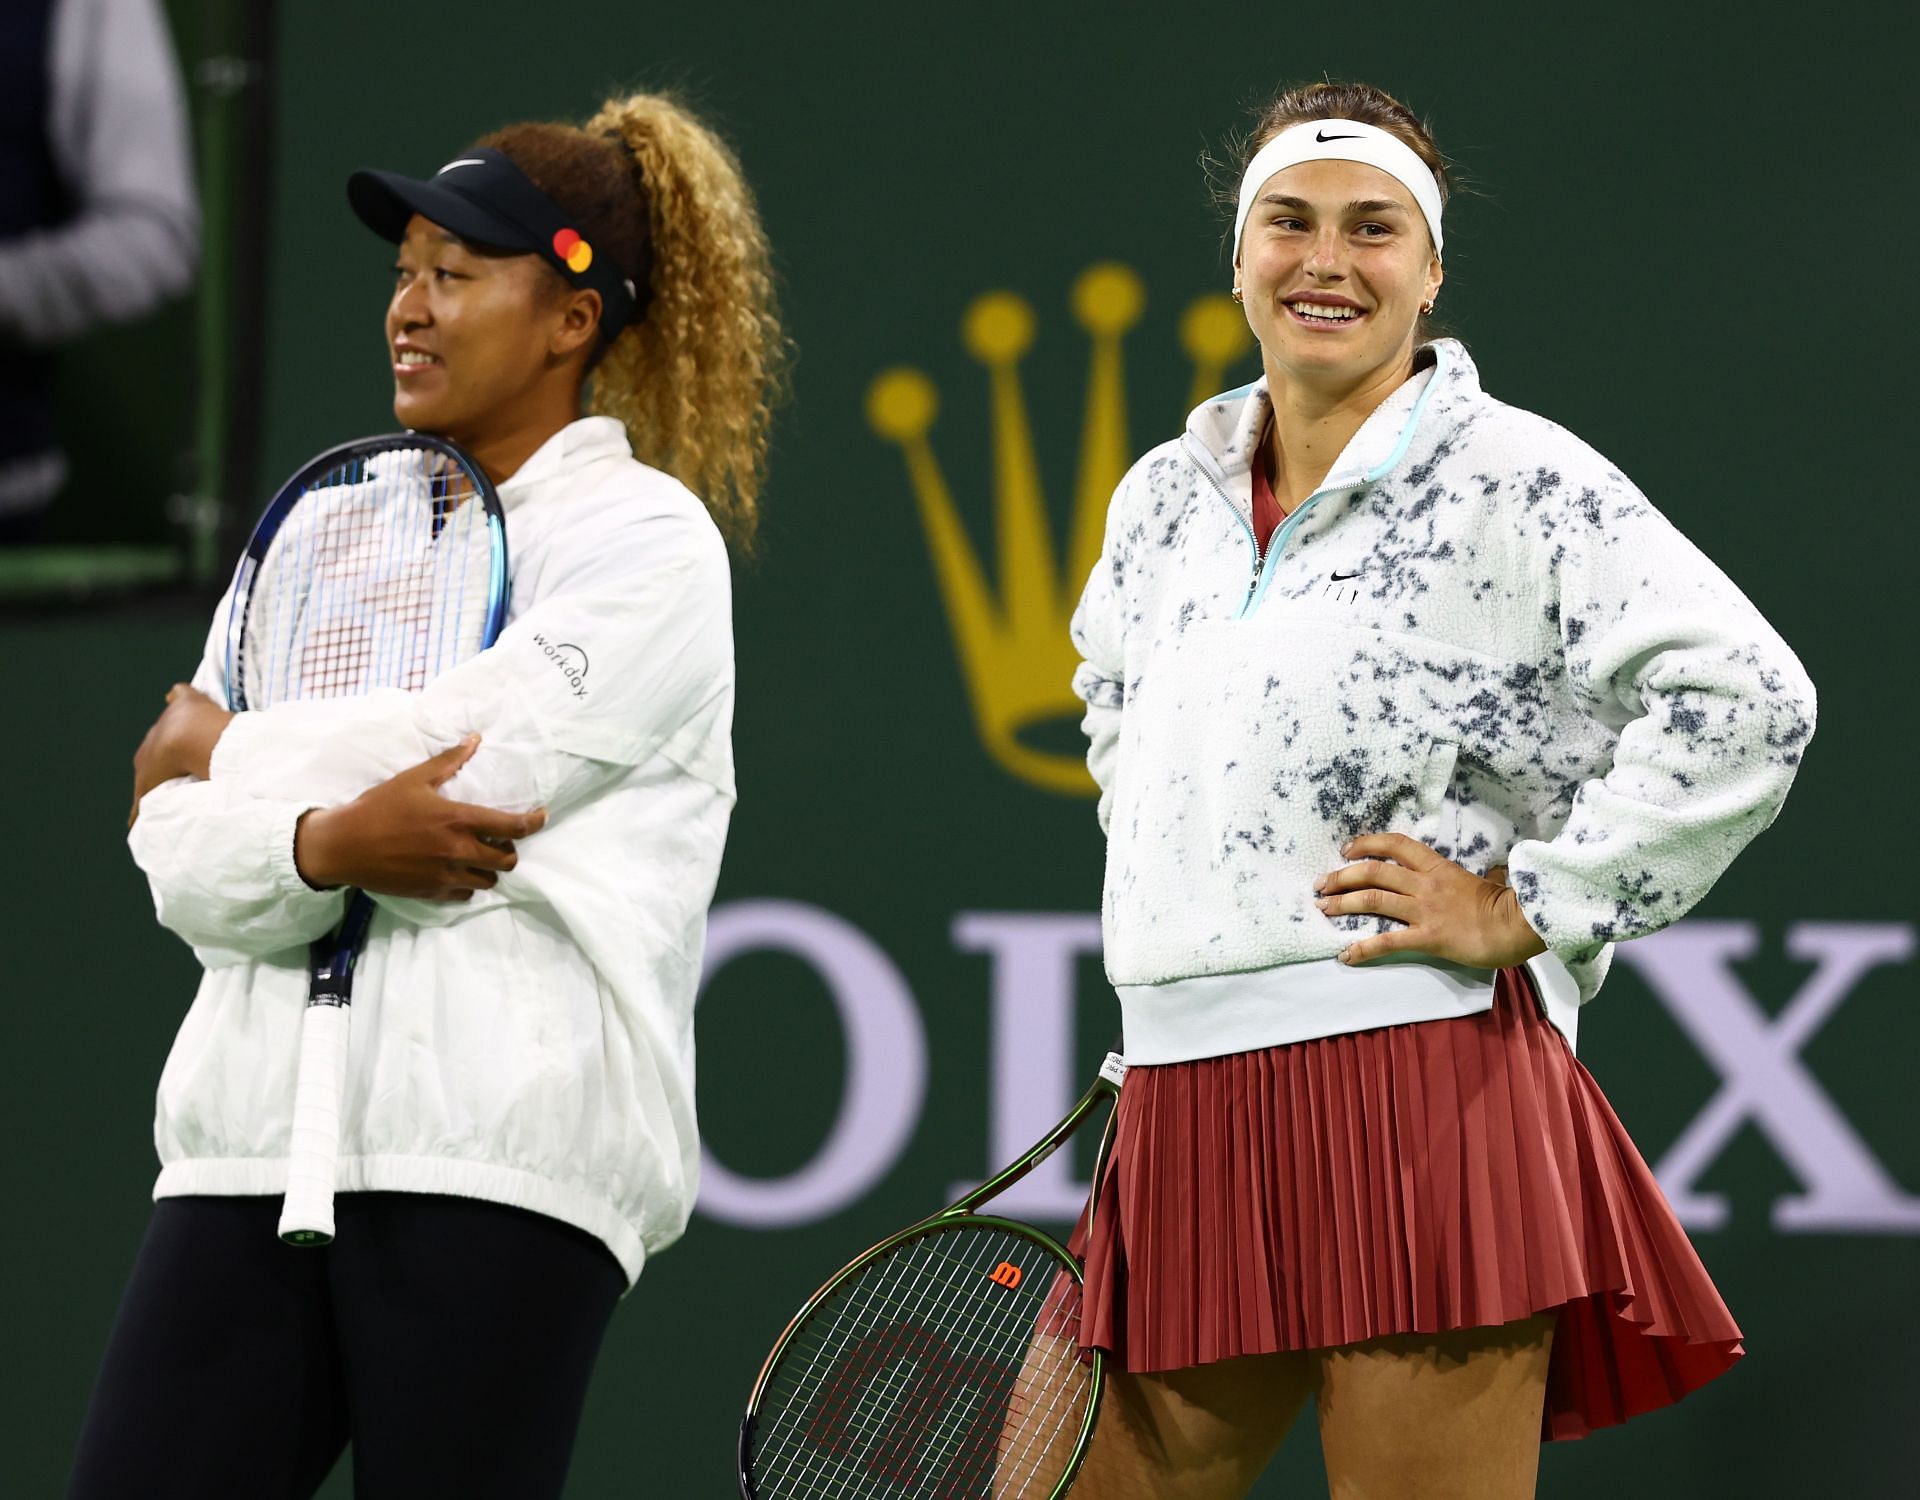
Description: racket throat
xmin=950 ymin=1054 xmax=1124 ymax=1216
xmin=306 ymin=952 xmax=357 ymax=1007
xmin=308 ymin=892 xmax=376 ymax=1007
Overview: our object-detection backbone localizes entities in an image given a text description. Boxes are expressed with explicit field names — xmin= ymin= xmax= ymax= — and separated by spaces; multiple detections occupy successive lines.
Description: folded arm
xmin=128 ymin=777 xmax=345 ymax=967
xmin=131 ymin=513 xmax=730 ymax=952
xmin=124 ymin=582 xmax=347 ymax=967
xmin=207 ymin=521 xmax=733 ymax=927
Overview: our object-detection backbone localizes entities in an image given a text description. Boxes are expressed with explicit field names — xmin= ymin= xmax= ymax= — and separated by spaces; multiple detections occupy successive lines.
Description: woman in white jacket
xmin=1057 ymin=82 xmax=1815 ymax=1499
xmin=70 ymin=93 xmax=785 ymax=1499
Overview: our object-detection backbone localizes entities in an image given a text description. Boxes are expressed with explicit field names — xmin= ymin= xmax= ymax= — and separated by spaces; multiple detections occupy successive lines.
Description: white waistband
xmin=1117 ymin=950 xmax=1580 ymax=1064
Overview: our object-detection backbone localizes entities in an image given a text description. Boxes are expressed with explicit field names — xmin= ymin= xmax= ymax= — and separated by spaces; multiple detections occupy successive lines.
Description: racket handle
xmin=277 ymin=1002 xmax=350 ymax=1246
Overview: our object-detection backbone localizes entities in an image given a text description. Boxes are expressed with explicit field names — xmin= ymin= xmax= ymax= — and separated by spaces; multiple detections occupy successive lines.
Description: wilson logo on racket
xmin=987 ymin=1261 xmax=1023 ymax=1288
xmin=805 ymin=1322 xmax=1019 ymax=1490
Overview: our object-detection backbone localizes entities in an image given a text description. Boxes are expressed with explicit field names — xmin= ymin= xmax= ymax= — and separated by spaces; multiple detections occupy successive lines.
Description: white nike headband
xmin=1233 ymin=118 xmax=1445 ymax=260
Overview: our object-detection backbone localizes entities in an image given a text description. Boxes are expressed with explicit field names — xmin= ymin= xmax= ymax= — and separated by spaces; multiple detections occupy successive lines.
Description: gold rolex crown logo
xmin=867 ymin=264 xmax=1253 ymax=796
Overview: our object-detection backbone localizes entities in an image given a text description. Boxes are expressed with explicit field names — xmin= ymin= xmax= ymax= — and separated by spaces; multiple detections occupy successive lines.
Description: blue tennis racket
xmin=222 ymin=433 xmax=509 ymax=1246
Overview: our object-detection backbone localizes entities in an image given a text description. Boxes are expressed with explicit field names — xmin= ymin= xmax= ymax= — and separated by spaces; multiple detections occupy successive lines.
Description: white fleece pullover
xmin=1071 ymin=341 xmax=1815 ymax=1064
xmin=127 ymin=418 xmax=733 ymax=1283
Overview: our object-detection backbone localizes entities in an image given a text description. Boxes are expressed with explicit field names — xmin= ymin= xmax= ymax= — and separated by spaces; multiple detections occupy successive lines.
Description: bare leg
xmin=1067 ymin=1351 xmax=1317 ymax=1500
xmin=1315 ymin=1312 xmax=1557 ymax=1500
xmin=993 ymin=1331 xmax=1093 ymax=1499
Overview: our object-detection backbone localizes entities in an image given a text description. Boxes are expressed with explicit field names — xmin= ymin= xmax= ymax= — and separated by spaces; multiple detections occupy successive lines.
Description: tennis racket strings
xmin=741 ymin=1055 xmax=1125 ymax=1499
xmin=746 ymin=1222 xmax=1094 ymax=1498
xmin=236 ymin=446 xmax=497 ymax=710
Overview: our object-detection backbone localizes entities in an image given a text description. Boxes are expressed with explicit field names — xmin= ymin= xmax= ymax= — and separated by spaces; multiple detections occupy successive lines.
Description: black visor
xmin=348 ymin=146 xmax=643 ymax=337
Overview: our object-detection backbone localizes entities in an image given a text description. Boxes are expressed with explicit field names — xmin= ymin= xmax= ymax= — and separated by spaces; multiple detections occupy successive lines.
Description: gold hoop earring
xmin=1231 ymin=287 xmax=1245 ymax=304
xmin=1420 ymin=299 xmax=1435 ymax=315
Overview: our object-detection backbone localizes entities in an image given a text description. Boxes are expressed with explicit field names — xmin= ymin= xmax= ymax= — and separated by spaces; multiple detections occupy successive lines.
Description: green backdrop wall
xmin=5 ymin=2 xmax=1915 ymax=1495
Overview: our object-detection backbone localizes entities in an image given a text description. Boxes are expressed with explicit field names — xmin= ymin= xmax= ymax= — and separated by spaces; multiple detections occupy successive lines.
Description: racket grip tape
xmin=277 ymin=1001 xmax=350 ymax=1246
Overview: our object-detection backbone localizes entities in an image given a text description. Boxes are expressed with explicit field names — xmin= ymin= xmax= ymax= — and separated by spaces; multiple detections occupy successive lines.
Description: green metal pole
xmin=187 ymin=1 xmax=247 ymax=587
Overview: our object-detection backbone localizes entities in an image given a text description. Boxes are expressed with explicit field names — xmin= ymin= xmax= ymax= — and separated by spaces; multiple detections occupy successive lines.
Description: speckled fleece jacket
xmin=1071 ymin=339 xmax=1816 ymax=1064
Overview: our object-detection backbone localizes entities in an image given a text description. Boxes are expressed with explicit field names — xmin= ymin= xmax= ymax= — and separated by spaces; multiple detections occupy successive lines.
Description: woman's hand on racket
xmin=1315 ymin=832 xmax=1548 ymax=970
xmin=293 ymin=735 xmax=546 ymax=900
xmin=129 ymin=682 xmax=235 ymax=826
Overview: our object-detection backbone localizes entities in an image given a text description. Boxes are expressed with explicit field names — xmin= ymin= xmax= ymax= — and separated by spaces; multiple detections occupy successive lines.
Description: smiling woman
xmin=1049 ymin=79 xmax=1817 ymax=1500
xmin=1228 ymin=84 xmax=1449 ymax=513
xmin=77 ymin=91 xmax=787 ymax=1500
xmin=357 ymin=101 xmax=784 ymax=546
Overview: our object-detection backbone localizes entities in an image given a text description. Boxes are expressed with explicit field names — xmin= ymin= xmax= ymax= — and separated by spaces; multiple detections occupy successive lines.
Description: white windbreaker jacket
xmin=128 ymin=416 xmax=733 ymax=1282
xmin=1073 ymin=340 xmax=1816 ymax=1064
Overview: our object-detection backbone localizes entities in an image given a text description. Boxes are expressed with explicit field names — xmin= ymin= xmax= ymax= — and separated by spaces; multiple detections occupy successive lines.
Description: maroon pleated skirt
xmin=1064 ymin=965 xmax=1743 ymax=1442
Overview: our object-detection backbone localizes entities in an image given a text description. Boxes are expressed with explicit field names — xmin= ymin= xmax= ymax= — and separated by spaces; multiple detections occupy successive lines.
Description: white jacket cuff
xmin=128 ymin=777 xmax=340 ymax=963
xmin=268 ymin=800 xmax=318 ymax=898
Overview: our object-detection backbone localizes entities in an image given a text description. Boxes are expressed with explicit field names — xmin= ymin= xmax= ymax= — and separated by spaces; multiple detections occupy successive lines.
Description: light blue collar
xmin=1182 ymin=339 xmax=1469 ymax=493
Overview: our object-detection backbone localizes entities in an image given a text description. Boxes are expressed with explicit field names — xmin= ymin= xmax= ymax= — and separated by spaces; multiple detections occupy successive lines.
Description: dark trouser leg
xmin=327 ymin=1192 xmax=626 ymax=1500
xmin=66 ymin=1197 xmax=348 ymax=1500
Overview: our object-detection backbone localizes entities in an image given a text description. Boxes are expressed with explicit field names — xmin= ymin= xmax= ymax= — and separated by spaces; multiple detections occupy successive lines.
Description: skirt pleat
xmin=1069 ymin=965 xmax=1743 ymax=1442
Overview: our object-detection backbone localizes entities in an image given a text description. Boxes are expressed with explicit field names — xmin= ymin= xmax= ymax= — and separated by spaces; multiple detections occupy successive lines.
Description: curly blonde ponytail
xmin=585 ymin=94 xmax=786 ymax=551
xmin=479 ymin=95 xmax=787 ymax=551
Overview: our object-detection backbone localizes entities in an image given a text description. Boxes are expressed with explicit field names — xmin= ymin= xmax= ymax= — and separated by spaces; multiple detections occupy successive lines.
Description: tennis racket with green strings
xmin=738 ymin=1051 xmax=1126 ymax=1499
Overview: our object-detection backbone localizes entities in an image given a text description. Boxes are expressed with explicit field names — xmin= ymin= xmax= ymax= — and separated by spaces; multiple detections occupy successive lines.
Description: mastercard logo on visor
xmin=552 ymin=228 xmax=593 ymax=275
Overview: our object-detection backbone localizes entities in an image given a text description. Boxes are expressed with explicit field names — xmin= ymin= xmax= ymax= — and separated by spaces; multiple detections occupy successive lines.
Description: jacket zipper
xmin=1183 ymin=435 xmax=1330 ymax=620
xmin=1245 ymin=490 xmax=1332 ymax=615
xmin=1182 ymin=347 xmax=1448 ymax=621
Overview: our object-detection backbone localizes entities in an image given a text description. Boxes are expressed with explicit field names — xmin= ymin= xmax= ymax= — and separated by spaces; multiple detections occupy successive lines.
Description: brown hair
xmin=478 ymin=92 xmax=788 ymax=552
xmin=1241 ymin=81 xmax=1451 ymax=217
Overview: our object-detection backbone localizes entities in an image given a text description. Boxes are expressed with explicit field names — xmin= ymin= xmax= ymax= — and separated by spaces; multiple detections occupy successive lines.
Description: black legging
xmin=67 ymin=1192 xmax=627 ymax=1499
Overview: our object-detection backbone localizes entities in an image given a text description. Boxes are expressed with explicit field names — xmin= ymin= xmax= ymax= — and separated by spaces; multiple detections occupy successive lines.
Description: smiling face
xmin=385 ymin=215 xmax=598 ymax=444
xmin=1235 ymin=158 xmax=1443 ymax=397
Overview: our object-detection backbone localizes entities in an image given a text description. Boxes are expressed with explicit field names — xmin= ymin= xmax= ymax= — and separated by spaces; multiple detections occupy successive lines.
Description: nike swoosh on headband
xmin=1234 ymin=120 xmax=1446 ymax=257
xmin=436 ymin=158 xmax=488 ymax=174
